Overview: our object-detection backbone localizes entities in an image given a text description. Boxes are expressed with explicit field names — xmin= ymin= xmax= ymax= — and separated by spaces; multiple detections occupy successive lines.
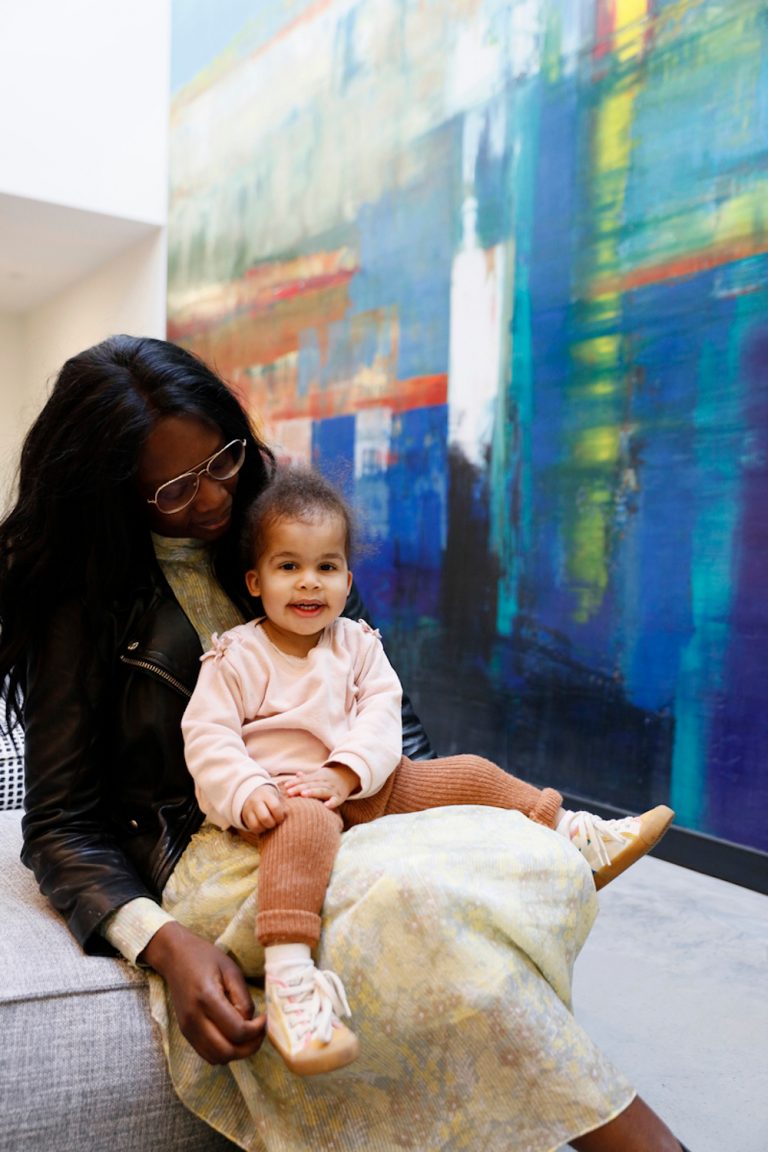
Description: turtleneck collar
xmin=151 ymin=533 xmax=212 ymax=564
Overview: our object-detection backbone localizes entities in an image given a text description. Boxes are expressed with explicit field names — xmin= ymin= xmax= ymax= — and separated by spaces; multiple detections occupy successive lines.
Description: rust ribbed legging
xmin=255 ymin=755 xmax=562 ymax=947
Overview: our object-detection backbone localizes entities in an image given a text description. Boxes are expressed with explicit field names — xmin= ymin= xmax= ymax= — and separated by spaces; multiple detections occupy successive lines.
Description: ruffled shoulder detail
xmin=357 ymin=618 xmax=382 ymax=639
xmin=200 ymin=630 xmax=237 ymax=663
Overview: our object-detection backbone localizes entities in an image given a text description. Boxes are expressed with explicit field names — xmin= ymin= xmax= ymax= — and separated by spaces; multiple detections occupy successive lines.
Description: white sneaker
xmin=265 ymin=961 xmax=359 ymax=1076
xmin=561 ymin=805 xmax=674 ymax=890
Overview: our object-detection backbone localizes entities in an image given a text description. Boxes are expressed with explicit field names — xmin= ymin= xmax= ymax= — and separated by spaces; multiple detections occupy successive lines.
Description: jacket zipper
xmin=119 ymin=654 xmax=192 ymax=699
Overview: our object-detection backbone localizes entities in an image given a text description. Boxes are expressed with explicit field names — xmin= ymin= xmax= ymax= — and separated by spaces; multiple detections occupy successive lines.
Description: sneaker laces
xmin=567 ymin=811 xmax=639 ymax=870
xmin=270 ymin=965 xmax=352 ymax=1049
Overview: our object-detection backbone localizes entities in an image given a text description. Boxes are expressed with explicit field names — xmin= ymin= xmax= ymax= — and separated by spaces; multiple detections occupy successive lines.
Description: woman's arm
xmin=22 ymin=599 xmax=266 ymax=1062
xmin=21 ymin=601 xmax=153 ymax=952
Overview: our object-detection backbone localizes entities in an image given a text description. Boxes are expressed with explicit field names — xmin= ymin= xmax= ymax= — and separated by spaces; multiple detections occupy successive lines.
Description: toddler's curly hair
xmin=240 ymin=465 xmax=356 ymax=569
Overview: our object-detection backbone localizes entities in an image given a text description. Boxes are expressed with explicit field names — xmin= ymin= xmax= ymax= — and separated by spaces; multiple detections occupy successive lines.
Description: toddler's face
xmin=245 ymin=513 xmax=352 ymax=654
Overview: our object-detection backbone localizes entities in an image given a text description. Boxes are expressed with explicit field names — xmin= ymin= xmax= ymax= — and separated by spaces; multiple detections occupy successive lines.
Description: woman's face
xmin=137 ymin=414 xmax=240 ymax=541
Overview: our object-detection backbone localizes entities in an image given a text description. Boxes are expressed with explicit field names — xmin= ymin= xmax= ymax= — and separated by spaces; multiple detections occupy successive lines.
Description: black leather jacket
xmin=21 ymin=564 xmax=434 ymax=954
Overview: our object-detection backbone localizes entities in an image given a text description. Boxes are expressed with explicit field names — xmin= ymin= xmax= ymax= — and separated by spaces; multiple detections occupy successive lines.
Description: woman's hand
xmin=140 ymin=921 xmax=266 ymax=1065
xmin=283 ymin=763 xmax=360 ymax=808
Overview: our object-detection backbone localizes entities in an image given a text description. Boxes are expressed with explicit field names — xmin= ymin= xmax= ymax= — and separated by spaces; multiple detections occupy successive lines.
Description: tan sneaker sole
xmin=267 ymin=1018 xmax=360 ymax=1076
xmin=594 ymin=804 xmax=675 ymax=891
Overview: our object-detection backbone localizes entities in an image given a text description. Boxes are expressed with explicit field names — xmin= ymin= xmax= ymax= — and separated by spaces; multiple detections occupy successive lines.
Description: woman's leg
xmin=255 ymin=795 xmax=342 ymax=946
xmin=341 ymin=754 xmax=563 ymax=828
xmin=571 ymin=1095 xmax=684 ymax=1151
xmin=342 ymin=758 xmax=673 ymax=891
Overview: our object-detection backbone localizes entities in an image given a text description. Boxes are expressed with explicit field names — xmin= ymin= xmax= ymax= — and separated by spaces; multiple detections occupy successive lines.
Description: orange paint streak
xmin=170 ymin=279 xmax=353 ymax=380
xmin=246 ymin=373 xmax=447 ymax=422
xmin=251 ymin=0 xmax=335 ymax=57
xmin=168 ymin=252 xmax=357 ymax=341
xmin=588 ymin=236 xmax=768 ymax=297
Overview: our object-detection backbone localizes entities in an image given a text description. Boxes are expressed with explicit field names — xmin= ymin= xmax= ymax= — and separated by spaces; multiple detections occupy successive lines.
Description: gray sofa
xmin=0 ymin=729 xmax=237 ymax=1151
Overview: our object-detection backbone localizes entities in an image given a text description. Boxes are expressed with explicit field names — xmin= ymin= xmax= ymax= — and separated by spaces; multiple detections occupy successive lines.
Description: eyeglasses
xmin=147 ymin=439 xmax=247 ymax=514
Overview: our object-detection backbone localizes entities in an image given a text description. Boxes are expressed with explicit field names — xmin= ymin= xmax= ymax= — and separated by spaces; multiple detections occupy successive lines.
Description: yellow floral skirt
xmin=149 ymin=806 xmax=634 ymax=1152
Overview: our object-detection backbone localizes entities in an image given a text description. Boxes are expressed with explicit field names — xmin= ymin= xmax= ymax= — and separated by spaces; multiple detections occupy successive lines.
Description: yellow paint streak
xmin=613 ymin=0 xmax=650 ymax=62
xmin=565 ymin=18 xmax=646 ymax=623
xmin=714 ymin=189 xmax=768 ymax=247
xmin=594 ymin=84 xmax=635 ymax=187
xmin=574 ymin=426 xmax=621 ymax=467
xmin=572 ymin=335 xmax=622 ymax=370
xmin=570 ymin=496 xmax=612 ymax=623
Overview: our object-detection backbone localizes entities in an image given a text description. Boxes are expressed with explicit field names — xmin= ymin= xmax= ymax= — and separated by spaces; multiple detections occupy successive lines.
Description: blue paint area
xmin=625 ymin=280 xmax=737 ymax=829
xmin=311 ymin=415 xmax=355 ymax=500
xmin=526 ymin=75 xmax=582 ymax=633
xmin=474 ymin=108 xmax=514 ymax=249
xmin=496 ymin=54 xmax=768 ymax=848
xmin=350 ymin=128 xmax=458 ymax=381
xmin=388 ymin=406 xmax=448 ymax=573
xmin=707 ymin=312 xmax=768 ymax=847
xmin=620 ymin=275 xmax=711 ymax=712
xmin=309 ymin=406 xmax=447 ymax=631
xmin=334 ymin=6 xmax=364 ymax=91
xmin=623 ymin=10 xmax=767 ymax=272
xmin=316 ymin=313 xmax=396 ymax=391
xmin=355 ymin=406 xmax=448 ymax=641
xmin=171 ymin=0 xmax=260 ymax=92
xmin=172 ymin=0 xmax=322 ymax=93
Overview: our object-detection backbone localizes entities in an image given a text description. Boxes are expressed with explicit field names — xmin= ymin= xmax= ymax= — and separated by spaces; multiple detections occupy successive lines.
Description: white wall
xmin=0 ymin=0 xmax=169 ymax=223
xmin=0 ymin=230 xmax=167 ymax=510
xmin=21 ymin=230 xmax=168 ymax=418
xmin=0 ymin=0 xmax=171 ymax=510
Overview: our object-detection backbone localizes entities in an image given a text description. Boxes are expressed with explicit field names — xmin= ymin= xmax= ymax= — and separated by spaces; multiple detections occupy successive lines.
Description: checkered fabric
xmin=0 ymin=725 xmax=24 ymax=811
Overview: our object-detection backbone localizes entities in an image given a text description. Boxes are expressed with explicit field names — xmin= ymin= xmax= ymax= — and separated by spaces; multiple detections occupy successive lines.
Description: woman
xmin=0 ymin=335 xmax=685 ymax=1151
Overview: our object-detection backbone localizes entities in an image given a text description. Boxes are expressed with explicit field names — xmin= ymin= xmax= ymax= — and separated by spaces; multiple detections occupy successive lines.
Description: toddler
xmin=182 ymin=467 xmax=673 ymax=1076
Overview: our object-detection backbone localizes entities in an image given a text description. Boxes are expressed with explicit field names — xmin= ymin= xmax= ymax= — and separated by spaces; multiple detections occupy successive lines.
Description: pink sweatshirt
xmin=182 ymin=617 xmax=403 ymax=830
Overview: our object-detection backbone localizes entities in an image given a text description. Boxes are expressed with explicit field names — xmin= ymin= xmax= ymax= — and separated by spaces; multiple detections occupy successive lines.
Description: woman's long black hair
xmin=0 ymin=334 xmax=275 ymax=729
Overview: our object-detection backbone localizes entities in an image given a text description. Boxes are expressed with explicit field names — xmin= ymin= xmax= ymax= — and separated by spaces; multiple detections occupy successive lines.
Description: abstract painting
xmin=170 ymin=0 xmax=768 ymax=853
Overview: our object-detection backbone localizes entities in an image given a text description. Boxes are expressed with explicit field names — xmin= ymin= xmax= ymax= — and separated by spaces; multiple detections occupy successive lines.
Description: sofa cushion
xmin=0 ymin=808 xmax=146 ymax=1001
xmin=0 ymin=810 xmax=236 ymax=1151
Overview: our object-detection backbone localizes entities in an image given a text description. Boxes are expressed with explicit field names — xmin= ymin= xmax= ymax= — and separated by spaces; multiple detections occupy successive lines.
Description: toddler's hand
xmin=284 ymin=764 xmax=359 ymax=809
xmin=241 ymin=784 xmax=286 ymax=833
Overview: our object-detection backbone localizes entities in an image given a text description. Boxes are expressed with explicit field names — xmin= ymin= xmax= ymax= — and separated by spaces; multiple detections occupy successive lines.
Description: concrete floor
xmin=559 ymin=855 xmax=768 ymax=1152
